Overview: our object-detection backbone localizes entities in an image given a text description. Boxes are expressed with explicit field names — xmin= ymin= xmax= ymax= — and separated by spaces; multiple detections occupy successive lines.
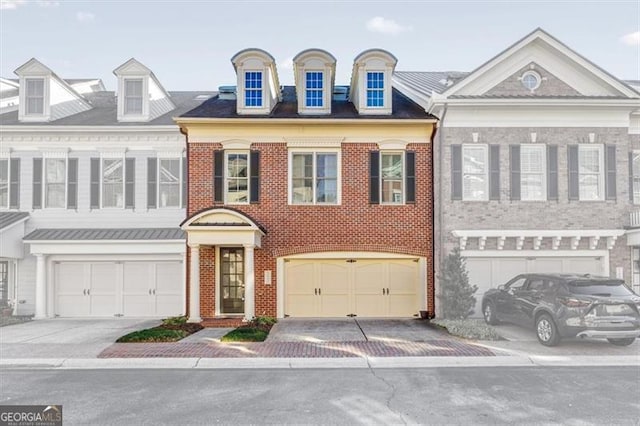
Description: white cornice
xmin=0 ymin=125 xmax=180 ymax=132
xmin=453 ymin=229 xmax=624 ymax=251
xmin=436 ymin=98 xmax=639 ymax=107
xmin=285 ymin=137 xmax=344 ymax=148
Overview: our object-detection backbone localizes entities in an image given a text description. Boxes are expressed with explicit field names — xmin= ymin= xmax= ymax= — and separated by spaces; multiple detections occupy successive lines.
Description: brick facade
xmin=186 ymin=140 xmax=435 ymax=319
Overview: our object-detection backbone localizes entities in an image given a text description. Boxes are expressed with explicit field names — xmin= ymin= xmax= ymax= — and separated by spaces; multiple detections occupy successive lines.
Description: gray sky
xmin=1 ymin=0 xmax=638 ymax=91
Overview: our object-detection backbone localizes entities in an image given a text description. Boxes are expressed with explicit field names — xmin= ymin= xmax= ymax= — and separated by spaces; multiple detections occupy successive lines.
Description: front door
xmin=220 ymin=248 xmax=244 ymax=314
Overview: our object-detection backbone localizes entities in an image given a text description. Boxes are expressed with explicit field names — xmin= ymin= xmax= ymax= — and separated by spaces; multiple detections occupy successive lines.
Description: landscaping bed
xmin=432 ymin=318 xmax=503 ymax=341
xmin=220 ymin=316 xmax=276 ymax=342
xmin=0 ymin=315 xmax=32 ymax=328
xmin=117 ymin=316 xmax=203 ymax=343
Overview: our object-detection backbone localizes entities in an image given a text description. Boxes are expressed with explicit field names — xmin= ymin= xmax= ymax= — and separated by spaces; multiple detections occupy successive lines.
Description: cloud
xmin=0 ymin=0 xmax=26 ymax=10
xmin=366 ymin=16 xmax=412 ymax=35
xmin=76 ymin=11 xmax=95 ymax=23
xmin=620 ymin=31 xmax=640 ymax=46
xmin=37 ymin=0 xmax=60 ymax=7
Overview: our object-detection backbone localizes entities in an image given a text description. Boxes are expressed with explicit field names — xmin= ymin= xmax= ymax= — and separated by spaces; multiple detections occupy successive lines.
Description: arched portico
xmin=181 ymin=208 xmax=265 ymax=322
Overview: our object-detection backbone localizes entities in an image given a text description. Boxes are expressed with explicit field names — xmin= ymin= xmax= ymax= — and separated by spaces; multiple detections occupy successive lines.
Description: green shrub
xmin=438 ymin=248 xmax=478 ymax=319
xmin=162 ymin=316 xmax=188 ymax=326
xmin=117 ymin=327 xmax=188 ymax=343
xmin=220 ymin=327 xmax=268 ymax=342
xmin=432 ymin=319 xmax=503 ymax=341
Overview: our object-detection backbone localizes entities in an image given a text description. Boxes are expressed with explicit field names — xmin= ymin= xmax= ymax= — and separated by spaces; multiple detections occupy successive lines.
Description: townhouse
xmin=394 ymin=28 xmax=640 ymax=316
xmin=176 ymin=49 xmax=437 ymax=323
xmin=0 ymin=58 xmax=213 ymax=318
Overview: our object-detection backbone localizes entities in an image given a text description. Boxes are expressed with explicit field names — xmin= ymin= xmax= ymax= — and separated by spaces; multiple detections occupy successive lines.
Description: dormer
xmin=292 ymin=49 xmax=336 ymax=115
xmin=113 ymin=58 xmax=175 ymax=122
xmin=14 ymin=58 xmax=91 ymax=122
xmin=349 ymin=49 xmax=397 ymax=115
xmin=231 ymin=49 xmax=281 ymax=115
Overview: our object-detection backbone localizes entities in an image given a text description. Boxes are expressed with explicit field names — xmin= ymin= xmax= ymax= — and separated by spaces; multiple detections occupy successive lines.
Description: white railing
xmin=630 ymin=210 xmax=640 ymax=228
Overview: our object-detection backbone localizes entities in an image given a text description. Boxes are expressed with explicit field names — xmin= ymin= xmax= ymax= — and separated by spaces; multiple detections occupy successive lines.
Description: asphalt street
xmin=1 ymin=366 xmax=639 ymax=425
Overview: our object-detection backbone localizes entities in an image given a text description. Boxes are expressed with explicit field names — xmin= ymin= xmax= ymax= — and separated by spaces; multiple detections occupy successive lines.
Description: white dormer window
xmin=350 ymin=49 xmax=397 ymax=115
xmin=231 ymin=49 xmax=280 ymax=115
xmin=124 ymin=79 xmax=143 ymax=115
xmin=244 ymin=72 xmax=263 ymax=107
xmin=25 ymin=78 xmax=45 ymax=115
xmin=366 ymin=72 xmax=384 ymax=107
xmin=305 ymin=72 xmax=324 ymax=108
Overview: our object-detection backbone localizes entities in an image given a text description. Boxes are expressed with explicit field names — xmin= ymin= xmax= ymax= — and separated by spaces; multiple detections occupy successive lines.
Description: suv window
xmin=506 ymin=277 xmax=527 ymax=291
xmin=528 ymin=279 xmax=546 ymax=292
xmin=567 ymin=280 xmax=636 ymax=297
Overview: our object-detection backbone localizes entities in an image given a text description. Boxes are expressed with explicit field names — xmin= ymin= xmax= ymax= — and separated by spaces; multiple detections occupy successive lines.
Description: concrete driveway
xmin=266 ymin=318 xmax=447 ymax=343
xmin=0 ymin=318 xmax=159 ymax=358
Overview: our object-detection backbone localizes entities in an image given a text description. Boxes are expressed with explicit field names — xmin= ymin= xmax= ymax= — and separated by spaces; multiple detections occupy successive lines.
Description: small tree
xmin=438 ymin=248 xmax=478 ymax=319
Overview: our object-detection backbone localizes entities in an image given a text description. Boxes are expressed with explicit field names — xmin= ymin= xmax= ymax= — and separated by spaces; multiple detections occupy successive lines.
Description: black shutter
xmin=451 ymin=145 xmax=462 ymax=200
xmin=125 ymin=158 xmax=135 ymax=209
xmin=489 ymin=145 xmax=500 ymax=201
xmin=181 ymin=156 xmax=187 ymax=208
xmin=509 ymin=145 xmax=520 ymax=201
xmin=250 ymin=150 xmax=260 ymax=204
xmin=547 ymin=145 xmax=558 ymax=201
xmin=405 ymin=151 xmax=416 ymax=204
xmin=67 ymin=158 xmax=78 ymax=209
xmin=90 ymin=158 xmax=100 ymax=209
xmin=630 ymin=152 xmax=635 ymax=203
xmin=32 ymin=158 xmax=42 ymax=209
xmin=147 ymin=158 xmax=157 ymax=209
xmin=567 ymin=145 xmax=579 ymax=200
xmin=9 ymin=158 xmax=20 ymax=209
xmin=214 ymin=150 xmax=224 ymax=203
xmin=604 ymin=145 xmax=616 ymax=200
xmin=369 ymin=151 xmax=380 ymax=204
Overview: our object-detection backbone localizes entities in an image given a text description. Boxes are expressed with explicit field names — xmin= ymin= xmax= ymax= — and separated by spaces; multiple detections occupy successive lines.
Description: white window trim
xmin=304 ymin=70 xmax=324 ymax=109
xmin=243 ymin=70 xmax=264 ymax=109
xmin=100 ymin=156 xmax=126 ymax=209
xmin=520 ymin=144 xmax=547 ymax=201
xmin=380 ymin=151 xmax=405 ymax=205
xmin=19 ymin=76 xmax=50 ymax=122
xmin=365 ymin=71 xmax=386 ymax=109
xmin=288 ymin=148 xmax=342 ymax=205
xmin=117 ymin=76 xmax=149 ymax=122
xmin=520 ymin=70 xmax=541 ymax=92
xmin=224 ymin=150 xmax=250 ymax=205
xmin=578 ymin=144 xmax=605 ymax=201
xmin=462 ymin=144 xmax=489 ymax=201
xmin=632 ymin=150 xmax=640 ymax=205
xmin=0 ymin=157 xmax=9 ymax=210
xmin=42 ymin=155 xmax=68 ymax=209
xmin=157 ymin=157 xmax=182 ymax=209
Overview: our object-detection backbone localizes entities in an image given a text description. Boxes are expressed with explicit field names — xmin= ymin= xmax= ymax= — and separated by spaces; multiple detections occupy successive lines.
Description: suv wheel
xmin=483 ymin=302 xmax=498 ymax=325
xmin=536 ymin=313 xmax=560 ymax=346
xmin=607 ymin=338 xmax=635 ymax=346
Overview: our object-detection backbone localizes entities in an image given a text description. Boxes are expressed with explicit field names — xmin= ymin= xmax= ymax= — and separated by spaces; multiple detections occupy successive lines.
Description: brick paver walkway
xmin=99 ymin=339 xmax=495 ymax=358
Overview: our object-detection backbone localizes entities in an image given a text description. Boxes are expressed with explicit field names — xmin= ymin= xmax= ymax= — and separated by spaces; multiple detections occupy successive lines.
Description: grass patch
xmin=117 ymin=328 xmax=188 ymax=343
xmin=220 ymin=316 xmax=277 ymax=343
xmin=432 ymin=318 xmax=503 ymax=341
xmin=220 ymin=327 xmax=268 ymax=342
xmin=116 ymin=316 xmax=203 ymax=343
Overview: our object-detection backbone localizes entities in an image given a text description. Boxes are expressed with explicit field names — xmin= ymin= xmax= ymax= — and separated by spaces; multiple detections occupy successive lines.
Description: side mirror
xmin=497 ymin=284 xmax=505 ymax=291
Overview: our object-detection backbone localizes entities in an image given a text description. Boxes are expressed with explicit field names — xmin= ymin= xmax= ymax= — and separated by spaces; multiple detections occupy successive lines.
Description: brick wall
xmin=186 ymin=140 xmax=434 ymax=318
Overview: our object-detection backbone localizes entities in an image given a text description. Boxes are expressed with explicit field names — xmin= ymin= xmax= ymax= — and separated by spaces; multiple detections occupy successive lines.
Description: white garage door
xmin=465 ymin=255 xmax=605 ymax=317
xmin=285 ymin=259 xmax=419 ymax=318
xmin=55 ymin=261 xmax=183 ymax=317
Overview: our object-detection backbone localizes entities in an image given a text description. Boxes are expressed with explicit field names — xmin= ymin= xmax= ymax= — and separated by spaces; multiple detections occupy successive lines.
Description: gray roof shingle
xmin=23 ymin=228 xmax=186 ymax=241
xmin=0 ymin=91 xmax=216 ymax=126
xmin=0 ymin=212 xmax=29 ymax=231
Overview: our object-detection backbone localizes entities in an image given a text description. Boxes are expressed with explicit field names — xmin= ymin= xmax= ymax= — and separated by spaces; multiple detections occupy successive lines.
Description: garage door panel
xmin=388 ymin=261 xmax=417 ymax=294
xmin=287 ymin=295 xmax=316 ymax=317
xmin=354 ymin=262 xmax=384 ymax=295
xmin=319 ymin=262 xmax=349 ymax=295
xmin=156 ymin=263 xmax=182 ymax=295
xmin=388 ymin=295 xmax=418 ymax=317
xmin=564 ymin=258 xmax=602 ymax=275
xmin=355 ymin=294 xmax=386 ymax=317
xmin=495 ymin=259 xmax=528 ymax=286
xmin=155 ymin=294 xmax=183 ymax=317
xmin=320 ymin=295 xmax=351 ymax=317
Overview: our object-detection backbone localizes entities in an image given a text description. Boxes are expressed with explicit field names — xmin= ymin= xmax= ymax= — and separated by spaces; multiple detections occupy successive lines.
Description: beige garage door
xmin=465 ymin=255 xmax=605 ymax=317
xmin=285 ymin=259 xmax=419 ymax=318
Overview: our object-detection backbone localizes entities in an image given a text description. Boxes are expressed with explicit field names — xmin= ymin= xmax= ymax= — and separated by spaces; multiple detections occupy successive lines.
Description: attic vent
xmin=218 ymin=85 xmax=237 ymax=100
xmin=332 ymin=86 xmax=349 ymax=101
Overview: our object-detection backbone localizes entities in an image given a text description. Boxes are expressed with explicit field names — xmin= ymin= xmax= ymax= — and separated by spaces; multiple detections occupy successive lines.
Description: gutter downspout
xmin=435 ymin=103 xmax=448 ymax=318
xmin=178 ymin=125 xmax=190 ymax=318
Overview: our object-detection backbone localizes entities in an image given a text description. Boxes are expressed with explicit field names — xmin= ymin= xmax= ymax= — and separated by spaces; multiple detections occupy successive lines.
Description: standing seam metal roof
xmin=0 ymin=212 xmax=30 ymax=231
xmin=23 ymin=228 xmax=186 ymax=241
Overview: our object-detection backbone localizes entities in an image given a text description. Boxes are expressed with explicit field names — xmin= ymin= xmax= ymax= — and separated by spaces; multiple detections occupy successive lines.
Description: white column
xmin=243 ymin=244 xmax=255 ymax=321
xmin=188 ymin=244 xmax=202 ymax=323
xmin=34 ymin=254 xmax=47 ymax=319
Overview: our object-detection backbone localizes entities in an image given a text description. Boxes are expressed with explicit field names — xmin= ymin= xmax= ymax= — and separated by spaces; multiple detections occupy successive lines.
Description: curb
xmin=1 ymin=355 xmax=638 ymax=370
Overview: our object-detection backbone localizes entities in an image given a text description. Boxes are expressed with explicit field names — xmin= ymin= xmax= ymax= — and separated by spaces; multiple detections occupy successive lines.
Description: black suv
xmin=482 ymin=273 xmax=640 ymax=346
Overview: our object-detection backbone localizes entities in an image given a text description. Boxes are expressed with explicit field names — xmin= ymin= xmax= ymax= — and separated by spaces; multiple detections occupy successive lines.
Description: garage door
xmin=465 ymin=255 xmax=605 ymax=317
xmin=55 ymin=261 xmax=183 ymax=317
xmin=285 ymin=259 xmax=419 ymax=318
